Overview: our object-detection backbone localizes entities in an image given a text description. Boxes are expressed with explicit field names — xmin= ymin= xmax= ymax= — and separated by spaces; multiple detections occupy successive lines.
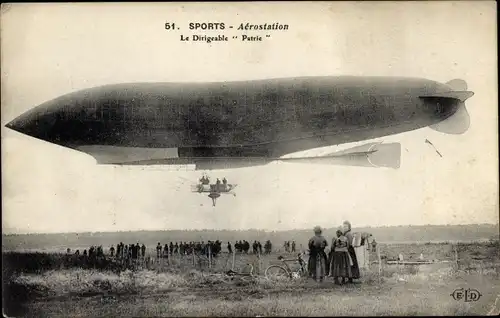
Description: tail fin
xmin=421 ymin=79 xmax=474 ymax=135
xmin=446 ymin=79 xmax=468 ymax=91
xmin=429 ymin=102 xmax=470 ymax=134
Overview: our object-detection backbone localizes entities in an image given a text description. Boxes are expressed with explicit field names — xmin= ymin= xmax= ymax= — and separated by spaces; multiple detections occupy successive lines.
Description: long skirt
xmin=330 ymin=251 xmax=352 ymax=278
xmin=308 ymin=252 xmax=327 ymax=281
xmin=347 ymin=246 xmax=360 ymax=279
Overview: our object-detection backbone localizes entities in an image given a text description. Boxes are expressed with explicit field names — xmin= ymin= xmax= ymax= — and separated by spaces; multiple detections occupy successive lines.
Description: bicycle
xmin=265 ymin=253 xmax=307 ymax=281
xmin=206 ymin=263 xmax=256 ymax=284
xmin=224 ymin=263 xmax=255 ymax=281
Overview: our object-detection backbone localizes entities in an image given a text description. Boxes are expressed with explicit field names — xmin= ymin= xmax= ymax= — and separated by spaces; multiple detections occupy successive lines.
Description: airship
xmin=5 ymin=76 xmax=474 ymax=170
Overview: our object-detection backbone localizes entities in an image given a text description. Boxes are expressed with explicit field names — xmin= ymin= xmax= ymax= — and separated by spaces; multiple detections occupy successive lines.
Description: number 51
xmin=165 ymin=23 xmax=176 ymax=30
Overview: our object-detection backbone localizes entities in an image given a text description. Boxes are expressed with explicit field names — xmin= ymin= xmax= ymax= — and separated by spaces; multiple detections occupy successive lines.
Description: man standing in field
xmin=163 ymin=243 xmax=169 ymax=258
xmin=163 ymin=243 xmax=170 ymax=264
xmin=156 ymin=242 xmax=162 ymax=260
xmin=130 ymin=244 xmax=135 ymax=260
xmin=253 ymin=241 xmax=259 ymax=254
xmin=265 ymin=240 xmax=272 ymax=254
xmin=135 ymin=243 xmax=140 ymax=260
xmin=227 ymin=241 xmax=232 ymax=254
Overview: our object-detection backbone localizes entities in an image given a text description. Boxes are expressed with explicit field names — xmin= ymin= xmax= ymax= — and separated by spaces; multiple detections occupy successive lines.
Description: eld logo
xmin=450 ymin=288 xmax=482 ymax=302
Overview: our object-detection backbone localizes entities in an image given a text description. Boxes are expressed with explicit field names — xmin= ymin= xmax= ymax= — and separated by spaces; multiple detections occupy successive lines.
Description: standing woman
xmin=307 ymin=226 xmax=328 ymax=282
xmin=330 ymin=228 xmax=352 ymax=285
xmin=343 ymin=220 xmax=360 ymax=282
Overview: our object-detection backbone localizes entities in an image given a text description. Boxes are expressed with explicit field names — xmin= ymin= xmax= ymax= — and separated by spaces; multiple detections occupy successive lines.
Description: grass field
xmin=3 ymin=241 xmax=500 ymax=316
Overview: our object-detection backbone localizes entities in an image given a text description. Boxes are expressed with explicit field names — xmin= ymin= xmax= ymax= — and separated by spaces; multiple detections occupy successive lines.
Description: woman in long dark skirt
xmin=343 ymin=220 xmax=360 ymax=282
xmin=330 ymin=228 xmax=352 ymax=285
xmin=307 ymin=226 xmax=328 ymax=282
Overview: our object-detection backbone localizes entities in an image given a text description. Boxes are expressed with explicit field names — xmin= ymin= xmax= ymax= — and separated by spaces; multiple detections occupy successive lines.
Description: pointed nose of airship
xmin=5 ymin=117 xmax=27 ymax=134
xmin=4 ymin=105 xmax=61 ymax=144
xmin=4 ymin=120 xmax=15 ymax=130
xmin=6 ymin=113 xmax=42 ymax=140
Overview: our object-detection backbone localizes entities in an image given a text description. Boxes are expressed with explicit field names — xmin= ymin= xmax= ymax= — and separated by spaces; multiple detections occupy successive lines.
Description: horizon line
xmin=3 ymin=222 xmax=499 ymax=236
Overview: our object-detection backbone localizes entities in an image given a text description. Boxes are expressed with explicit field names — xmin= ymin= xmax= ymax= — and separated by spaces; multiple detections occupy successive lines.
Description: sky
xmin=1 ymin=2 xmax=498 ymax=234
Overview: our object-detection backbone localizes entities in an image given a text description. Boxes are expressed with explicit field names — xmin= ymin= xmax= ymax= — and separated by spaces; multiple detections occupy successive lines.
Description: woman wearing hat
xmin=307 ymin=226 xmax=328 ymax=282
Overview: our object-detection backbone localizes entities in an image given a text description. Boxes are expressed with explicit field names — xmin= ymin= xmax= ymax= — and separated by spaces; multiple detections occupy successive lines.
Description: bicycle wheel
xmin=265 ymin=265 xmax=289 ymax=281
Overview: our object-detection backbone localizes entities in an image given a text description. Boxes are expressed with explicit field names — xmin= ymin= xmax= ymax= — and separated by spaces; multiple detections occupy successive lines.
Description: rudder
xmin=446 ymin=79 xmax=468 ymax=91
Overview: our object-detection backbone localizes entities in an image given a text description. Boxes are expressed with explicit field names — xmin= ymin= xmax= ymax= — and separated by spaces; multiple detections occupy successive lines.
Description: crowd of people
xmin=64 ymin=241 xmax=226 ymax=269
xmin=110 ymin=241 xmax=224 ymax=260
xmin=64 ymin=221 xmax=371 ymax=283
xmin=66 ymin=239 xmax=277 ymax=264
xmin=282 ymin=241 xmax=297 ymax=253
xmin=230 ymin=240 xmax=273 ymax=254
xmin=307 ymin=220 xmax=361 ymax=284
